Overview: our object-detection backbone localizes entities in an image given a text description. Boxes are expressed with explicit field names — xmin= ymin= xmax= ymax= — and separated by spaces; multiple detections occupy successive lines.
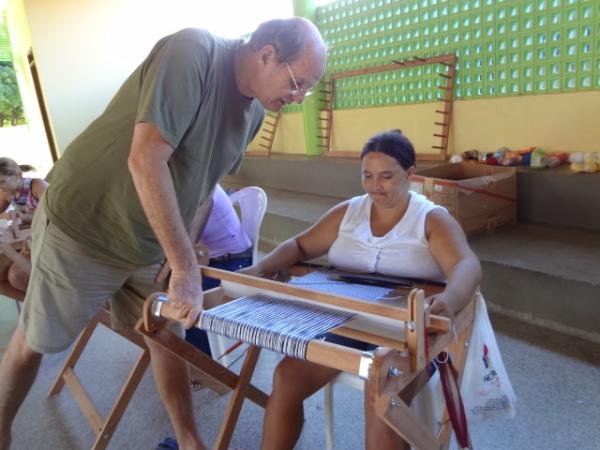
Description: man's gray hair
xmin=248 ymin=18 xmax=309 ymax=64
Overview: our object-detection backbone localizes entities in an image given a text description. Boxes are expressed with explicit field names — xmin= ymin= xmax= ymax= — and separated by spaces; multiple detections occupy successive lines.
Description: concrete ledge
xmin=223 ymin=154 xmax=364 ymax=199
xmin=482 ymin=262 xmax=600 ymax=344
xmin=258 ymin=188 xmax=339 ymax=251
xmin=469 ymin=223 xmax=600 ymax=286
xmin=225 ymin=160 xmax=600 ymax=343
xmin=227 ymin=156 xmax=600 ymax=233
xmin=517 ymin=166 xmax=600 ymax=232
xmin=470 ymin=224 xmax=600 ymax=343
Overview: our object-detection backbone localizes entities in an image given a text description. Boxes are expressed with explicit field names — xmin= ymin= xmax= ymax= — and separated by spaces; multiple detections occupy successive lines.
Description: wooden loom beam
xmin=138 ymin=266 xmax=474 ymax=450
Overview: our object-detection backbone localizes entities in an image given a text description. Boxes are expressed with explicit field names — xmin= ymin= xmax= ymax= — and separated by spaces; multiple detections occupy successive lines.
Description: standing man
xmin=0 ymin=17 xmax=327 ymax=450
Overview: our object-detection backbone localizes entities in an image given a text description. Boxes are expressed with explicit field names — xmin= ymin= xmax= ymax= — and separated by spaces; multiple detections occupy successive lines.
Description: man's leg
xmin=145 ymin=338 xmax=206 ymax=450
xmin=119 ymin=266 xmax=206 ymax=450
xmin=0 ymin=328 xmax=43 ymax=450
xmin=11 ymin=199 xmax=133 ymax=448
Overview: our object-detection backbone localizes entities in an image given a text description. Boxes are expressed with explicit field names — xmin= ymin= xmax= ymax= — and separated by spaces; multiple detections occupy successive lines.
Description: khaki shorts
xmin=19 ymin=196 xmax=179 ymax=354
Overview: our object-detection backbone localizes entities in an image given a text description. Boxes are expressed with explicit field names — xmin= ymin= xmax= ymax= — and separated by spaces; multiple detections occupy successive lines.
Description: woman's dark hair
xmin=248 ymin=18 xmax=308 ymax=64
xmin=0 ymin=157 xmax=34 ymax=177
xmin=360 ymin=129 xmax=416 ymax=170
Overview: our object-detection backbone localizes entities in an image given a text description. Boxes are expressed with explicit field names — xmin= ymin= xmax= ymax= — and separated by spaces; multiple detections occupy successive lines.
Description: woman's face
xmin=0 ymin=174 xmax=20 ymax=193
xmin=361 ymin=152 xmax=414 ymax=208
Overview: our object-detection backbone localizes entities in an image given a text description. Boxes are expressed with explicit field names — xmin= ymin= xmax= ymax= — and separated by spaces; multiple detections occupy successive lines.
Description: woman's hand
xmin=425 ymin=292 xmax=455 ymax=335
xmin=237 ymin=265 xmax=289 ymax=282
xmin=237 ymin=265 xmax=261 ymax=276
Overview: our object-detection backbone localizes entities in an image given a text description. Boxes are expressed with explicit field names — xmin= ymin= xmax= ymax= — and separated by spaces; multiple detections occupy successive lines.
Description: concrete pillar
xmin=293 ymin=0 xmax=325 ymax=156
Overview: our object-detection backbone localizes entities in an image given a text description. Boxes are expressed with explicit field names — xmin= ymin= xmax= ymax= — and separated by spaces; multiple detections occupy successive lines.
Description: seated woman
xmin=241 ymin=129 xmax=482 ymax=450
xmin=0 ymin=157 xmax=48 ymax=298
xmin=186 ymin=183 xmax=254 ymax=356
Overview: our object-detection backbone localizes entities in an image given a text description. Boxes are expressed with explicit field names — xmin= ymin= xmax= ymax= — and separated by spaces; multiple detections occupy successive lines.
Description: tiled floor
xmin=0 ymin=296 xmax=19 ymax=352
xmin=1 ymin=295 xmax=599 ymax=450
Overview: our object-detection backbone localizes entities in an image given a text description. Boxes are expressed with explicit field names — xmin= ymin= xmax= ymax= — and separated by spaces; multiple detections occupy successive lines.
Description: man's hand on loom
xmin=167 ymin=266 xmax=204 ymax=328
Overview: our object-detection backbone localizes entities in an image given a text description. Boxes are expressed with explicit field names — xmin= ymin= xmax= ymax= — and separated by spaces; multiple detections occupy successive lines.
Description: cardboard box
xmin=410 ymin=163 xmax=517 ymax=235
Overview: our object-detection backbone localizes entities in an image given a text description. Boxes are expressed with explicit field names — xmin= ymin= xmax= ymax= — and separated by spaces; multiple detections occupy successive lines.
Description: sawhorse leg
xmin=48 ymin=308 xmax=150 ymax=450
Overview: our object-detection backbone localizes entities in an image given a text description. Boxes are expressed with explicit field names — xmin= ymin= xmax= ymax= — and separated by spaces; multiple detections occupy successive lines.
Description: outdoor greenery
xmin=0 ymin=14 xmax=25 ymax=127
xmin=0 ymin=62 xmax=24 ymax=126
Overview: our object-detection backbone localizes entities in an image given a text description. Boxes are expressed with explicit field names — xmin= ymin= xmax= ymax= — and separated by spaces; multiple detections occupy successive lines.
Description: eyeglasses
xmin=285 ymin=63 xmax=313 ymax=97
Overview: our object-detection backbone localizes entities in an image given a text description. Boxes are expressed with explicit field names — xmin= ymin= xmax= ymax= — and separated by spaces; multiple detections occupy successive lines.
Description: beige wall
xmin=450 ymin=91 xmax=600 ymax=154
xmin=16 ymin=0 xmax=292 ymax=153
xmin=20 ymin=0 xmax=197 ymax=152
xmin=247 ymin=112 xmax=309 ymax=155
xmin=8 ymin=0 xmax=600 ymax=157
xmin=252 ymin=90 xmax=600 ymax=156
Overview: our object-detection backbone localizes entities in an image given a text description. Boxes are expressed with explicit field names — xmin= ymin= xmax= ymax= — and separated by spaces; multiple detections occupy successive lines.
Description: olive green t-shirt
xmin=45 ymin=28 xmax=264 ymax=265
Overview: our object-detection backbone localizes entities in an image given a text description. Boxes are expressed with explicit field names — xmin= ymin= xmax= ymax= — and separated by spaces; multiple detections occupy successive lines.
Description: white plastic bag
xmin=461 ymin=293 xmax=517 ymax=423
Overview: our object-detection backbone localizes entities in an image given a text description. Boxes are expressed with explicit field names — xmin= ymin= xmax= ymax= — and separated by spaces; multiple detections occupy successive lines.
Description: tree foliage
xmin=0 ymin=62 xmax=24 ymax=127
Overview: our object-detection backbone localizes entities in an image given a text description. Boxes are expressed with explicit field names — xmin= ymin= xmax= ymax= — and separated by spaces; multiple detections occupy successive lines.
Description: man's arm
xmin=189 ymin=188 xmax=215 ymax=244
xmin=128 ymin=122 xmax=202 ymax=328
xmin=154 ymin=188 xmax=214 ymax=283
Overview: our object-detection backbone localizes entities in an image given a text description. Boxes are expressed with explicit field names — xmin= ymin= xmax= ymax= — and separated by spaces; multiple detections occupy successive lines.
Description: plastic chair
xmin=228 ymin=186 xmax=267 ymax=263
xmin=207 ymin=186 xmax=267 ymax=366
xmin=324 ymin=372 xmax=365 ymax=450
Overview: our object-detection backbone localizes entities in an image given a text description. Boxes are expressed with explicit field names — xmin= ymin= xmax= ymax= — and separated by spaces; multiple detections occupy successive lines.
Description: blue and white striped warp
xmin=288 ymin=270 xmax=393 ymax=302
xmin=199 ymin=294 xmax=356 ymax=359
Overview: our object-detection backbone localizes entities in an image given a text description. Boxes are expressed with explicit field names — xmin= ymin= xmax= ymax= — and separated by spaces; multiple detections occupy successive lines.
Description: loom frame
xmin=0 ymin=208 xmax=34 ymax=277
xmin=139 ymin=265 xmax=475 ymax=450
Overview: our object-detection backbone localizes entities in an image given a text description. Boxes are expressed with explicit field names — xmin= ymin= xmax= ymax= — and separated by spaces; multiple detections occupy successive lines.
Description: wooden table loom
xmin=137 ymin=266 xmax=476 ymax=450
xmin=0 ymin=208 xmax=34 ymax=302
xmin=0 ymin=208 xmax=33 ymax=273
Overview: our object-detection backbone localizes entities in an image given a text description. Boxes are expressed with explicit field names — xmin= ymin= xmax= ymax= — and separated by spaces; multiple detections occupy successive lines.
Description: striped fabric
xmin=199 ymin=294 xmax=355 ymax=359
xmin=288 ymin=270 xmax=393 ymax=302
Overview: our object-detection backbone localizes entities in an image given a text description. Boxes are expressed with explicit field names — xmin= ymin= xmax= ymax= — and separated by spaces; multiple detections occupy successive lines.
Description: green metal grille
xmin=314 ymin=0 xmax=599 ymax=109
xmin=0 ymin=14 xmax=13 ymax=62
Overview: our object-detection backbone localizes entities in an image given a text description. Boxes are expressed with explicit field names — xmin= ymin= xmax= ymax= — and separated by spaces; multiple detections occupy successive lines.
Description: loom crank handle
xmin=142 ymin=292 xmax=170 ymax=333
xmin=142 ymin=292 xmax=202 ymax=332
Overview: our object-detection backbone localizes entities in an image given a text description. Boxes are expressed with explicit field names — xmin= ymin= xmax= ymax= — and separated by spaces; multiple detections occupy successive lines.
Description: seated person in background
xmin=185 ymin=183 xmax=254 ymax=356
xmin=0 ymin=157 xmax=48 ymax=296
xmin=241 ymin=129 xmax=482 ymax=450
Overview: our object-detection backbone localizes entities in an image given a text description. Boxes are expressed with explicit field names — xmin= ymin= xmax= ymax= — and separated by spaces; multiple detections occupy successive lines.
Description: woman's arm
xmin=31 ymin=178 xmax=49 ymax=201
xmin=241 ymin=201 xmax=349 ymax=276
xmin=0 ymin=192 xmax=10 ymax=213
xmin=425 ymin=208 xmax=482 ymax=318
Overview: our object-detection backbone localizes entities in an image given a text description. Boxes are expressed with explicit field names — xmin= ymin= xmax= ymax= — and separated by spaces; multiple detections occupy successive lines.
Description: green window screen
xmin=0 ymin=13 xmax=13 ymax=62
xmin=314 ymin=0 xmax=599 ymax=109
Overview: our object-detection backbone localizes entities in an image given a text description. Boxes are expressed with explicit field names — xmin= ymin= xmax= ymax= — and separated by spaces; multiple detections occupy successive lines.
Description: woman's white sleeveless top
xmin=328 ymin=192 xmax=446 ymax=282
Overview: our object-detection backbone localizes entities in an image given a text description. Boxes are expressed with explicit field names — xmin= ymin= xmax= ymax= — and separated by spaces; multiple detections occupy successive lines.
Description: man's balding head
xmin=248 ymin=17 xmax=327 ymax=65
xmin=237 ymin=17 xmax=327 ymax=112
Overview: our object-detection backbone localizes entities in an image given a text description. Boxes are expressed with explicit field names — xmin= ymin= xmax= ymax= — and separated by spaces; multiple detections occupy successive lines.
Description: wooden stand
xmin=0 ymin=208 xmax=33 ymax=274
xmin=47 ymin=308 xmax=151 ymax=450
xmin=140 ymin=266 xmax=475 ymax=450
xmin=136 ymin=286 xmax=269 ymax=450
xmin=0 ymin=208 xmax=34 ymax=303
